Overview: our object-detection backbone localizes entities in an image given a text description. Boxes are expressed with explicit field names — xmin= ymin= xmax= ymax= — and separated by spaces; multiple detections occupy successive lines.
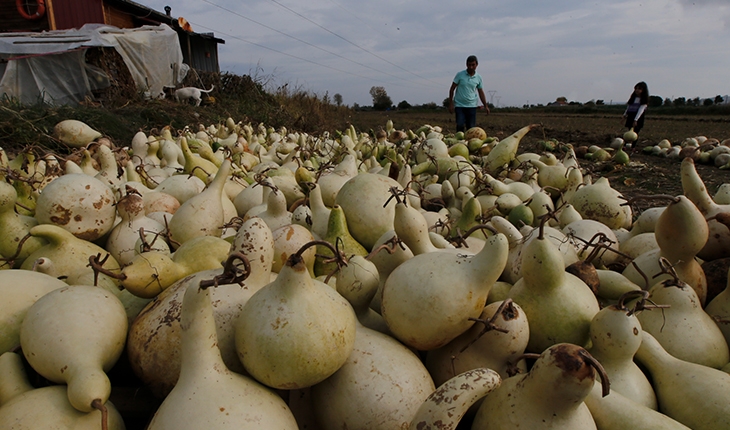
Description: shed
xmin=1 ymin=0 xmax=224 ymax=73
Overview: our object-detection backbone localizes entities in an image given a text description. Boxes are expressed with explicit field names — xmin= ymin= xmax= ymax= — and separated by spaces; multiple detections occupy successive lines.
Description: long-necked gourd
xmin=145 ymin=273 xmax=299 ymax=429
xmin=634 ymin=331 xmax=730 ymax=429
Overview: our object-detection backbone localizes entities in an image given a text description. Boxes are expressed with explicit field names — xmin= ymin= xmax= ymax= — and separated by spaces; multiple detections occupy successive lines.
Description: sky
xmin=144 ymin=0 xmax=730 ymax=108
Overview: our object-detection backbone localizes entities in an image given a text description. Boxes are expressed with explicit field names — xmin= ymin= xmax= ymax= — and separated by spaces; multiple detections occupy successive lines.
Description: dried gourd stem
xmin=616 ymin=290 xmax=650 ymax=312
xmin=199 ymin=251 xmax=251 ymax=289
xmin=458 ymin=223 xmax=498 ymax=239
xmin=91 ymin=398 xmax=108 ymax=430
xmin=0 ymin=232 xmax=32 ymax=267
xmin=296 ymin=239 xmax=345 ymax=265
xmin=221 ymin=216 xmax=244 ymax=231
xmin=619 ymin=289 xmax=670 ymax=317
xmin=580 ymin=349 xmax=610 ymax=397
xmin=654 ymin=256 xmax=681 ymax=283
xmin=383 ymin=186 xmax=407 ymax=207
xmin=365 ymin=236 xmax=403 ymax=260
xmin=505 ymin=353 xmax=541 ymax=377
xmin=88 ymin=253 xmax=127 ymax=285
xmin=447 ymin=299 xmax=515 ymax=376
xmin=569 ymin=232 xmax=614 ymax=266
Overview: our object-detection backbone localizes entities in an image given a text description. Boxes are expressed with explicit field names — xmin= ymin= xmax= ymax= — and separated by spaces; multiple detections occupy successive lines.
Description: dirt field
xmin=350 ymin=110 xmax=730 ymax=208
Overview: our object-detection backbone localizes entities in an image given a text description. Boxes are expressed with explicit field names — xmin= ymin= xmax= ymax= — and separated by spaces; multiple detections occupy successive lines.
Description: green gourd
xmin=0 ymin=181 xmax=44 ymax=268
xmin=507 ymin=224 xmax=600 ymax=353
xmin=314 ymin=205 xmax=368 ymax=277
xmin=634 ymin=331 xmax=730 ymax=429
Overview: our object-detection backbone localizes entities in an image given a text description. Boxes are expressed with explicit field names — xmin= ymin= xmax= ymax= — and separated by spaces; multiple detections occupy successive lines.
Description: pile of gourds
xmin=0 ymin=117 xmax=729 ymax=429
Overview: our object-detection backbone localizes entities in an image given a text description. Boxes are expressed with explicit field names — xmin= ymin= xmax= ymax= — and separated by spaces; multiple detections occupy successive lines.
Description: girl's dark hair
xmin=628 ymin=81 xmax=649 ymax=105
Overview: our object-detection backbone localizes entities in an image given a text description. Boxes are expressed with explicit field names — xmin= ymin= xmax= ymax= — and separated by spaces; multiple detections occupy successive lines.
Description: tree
xmin=369 ymin=86 xmax=393 ymax=110
xmin=664 ymin=98 xmax=672 ymax=107
xmin=649 ymin=95 xmax=663 ymax=107
xmin=334 ymin=93 xmax=343 ymax=106
xmin=703 ymin=98 xmax=714 ymax=106
xmin=397 ymin=100 xmax=411 ymax=110
xmin=442 ymin=97 xmax=451 ymax=108
xmin=715 ymin=95 xmax=725 ymax=105
xmin=673 ymin=97 xmax=686 ymax=107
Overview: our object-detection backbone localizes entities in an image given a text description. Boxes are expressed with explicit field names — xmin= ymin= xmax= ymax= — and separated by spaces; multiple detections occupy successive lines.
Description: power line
xmin=267 ymin=0 xmax=443 ymax=87
xmin=197 ymin=0 xmax=432 ymax=88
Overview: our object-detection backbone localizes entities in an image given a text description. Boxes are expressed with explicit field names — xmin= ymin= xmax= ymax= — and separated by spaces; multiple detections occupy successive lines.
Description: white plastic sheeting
xmin=0 ymin=23 xmax=188 ymax=105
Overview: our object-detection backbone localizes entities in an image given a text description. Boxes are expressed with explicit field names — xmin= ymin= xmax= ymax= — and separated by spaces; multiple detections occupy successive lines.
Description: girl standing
xmin=623 ymin=81 xmax=649 ymax=133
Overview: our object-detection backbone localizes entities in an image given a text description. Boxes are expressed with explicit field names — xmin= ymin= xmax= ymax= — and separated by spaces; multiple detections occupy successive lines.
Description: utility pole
xmin=495 ymin=96 xmax=501 ymax=108
xmin=487 ymin=90 xmax=497 ymax=105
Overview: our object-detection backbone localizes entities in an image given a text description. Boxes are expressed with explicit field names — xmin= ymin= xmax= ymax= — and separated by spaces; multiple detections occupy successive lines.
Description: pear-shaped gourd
xmin=408 ymin=368 xmax=501 ymax=430
xmin=425 ymin=299 xmax=529 ymax=385
xmin=584 ymin=380 xmax=691 ymax=430
xmin=0 ymin=352 xmax=125 ymax=430
xmin=246 ymin=186 xmax=292 ymax=233
xmin=53 ymin=119 xmax=102 ymax=148
xmin=235 ymin=244 xmax=357 ymax=389
xmin=507 ymin=225 xmax=600 ymax=353
xmin=472 ymin=343 xmax=602 ymax=429
xmin=34 ymin=173 xmax=116 ymax=241
xmin=310 ymin=322 xmax=436 ymax=429
xmin=381 ymin=233 xmax=508 ymax=351
xmin=587 ymin=292 xmax=657 ymax=409
xmin=121 ymin=235 xmax=231 ymax=298
xmin=0 ymin=181 xmax=44 ymax=267
xmin=272 ymin=223 xmax=317 ymax=274
xmin=318 ymin=152 xmax=359 ymax=207
xmin=19 ymin=285 xmax=127 ymax=412
xmin=624 ymin=195 xmax=709 ymax=303
xmin=570 ymin=176 xmax=632 ymax=230
xmin=335 ymin=254 xmax=388 ymax=333
xmin=335 ymin=172 xmax=401 ymax=250
xmin=19 ymin=224 xmax=122 ymax=293
xmin=0 ymin=270 xmax=68 ymax=354
xmin=680 ymin=157 xmax=730 ymax=260
xmin=127 ymin=218 xmax=275 ymax=398
xmin=485 ymin=123 xmax=539 ymax=173
xmin=145 ymin=276 xmax=299 ymax=429
xmin=637 ymin=273 xmax=729 ymax=369
xmin=393 ymin=200 xmax=442 ymax=255
xmin=154 ymin=173 xmax=206 ymax=205
xmin=306 ymin=182 xmax=331 ymax=240
xmin=634 ymin=331 xmax=730 ymax=430
xmin=105 ymin=192 xmax=166 ymax=265
xmin=179 ymin=136 xmax=219 ymax=183
xmin=168 ymin=159 xmax=230 ymax=246
xmin=367 ymin=229 xmax=414 ymax=314
xmin=314 ymin=205 xmax=368 ymax=277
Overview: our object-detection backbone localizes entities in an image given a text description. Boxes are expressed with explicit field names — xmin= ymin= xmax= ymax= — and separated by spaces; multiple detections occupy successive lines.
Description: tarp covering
xmin=0 ymin=24 xmax=188 ymax=105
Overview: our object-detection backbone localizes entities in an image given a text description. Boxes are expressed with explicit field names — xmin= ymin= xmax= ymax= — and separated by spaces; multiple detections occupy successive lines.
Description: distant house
xmin=0 ymin=0 xmax=224 ymax=73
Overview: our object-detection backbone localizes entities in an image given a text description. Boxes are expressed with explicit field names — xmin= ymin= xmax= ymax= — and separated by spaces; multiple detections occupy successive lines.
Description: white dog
xmin=174 ymin=85 xmax=214 ymax=106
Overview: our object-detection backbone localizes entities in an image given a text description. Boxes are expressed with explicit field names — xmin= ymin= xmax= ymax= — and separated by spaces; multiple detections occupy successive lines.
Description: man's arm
xmin=449 ymin=82 xmax=457 ymax=113
xmin=478 ymin=88 xmax=490 ymax=114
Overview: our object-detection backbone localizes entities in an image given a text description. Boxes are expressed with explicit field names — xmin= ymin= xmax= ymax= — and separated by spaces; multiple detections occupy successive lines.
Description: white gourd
xmin=0 ymin=352 xmax=126 ymax=430
xmin=19 ymin=285 xmax=127 ymax=412
xmin=145 ymin=277 xmax=299 ymax=429
xmin=381 ymin=233 xmax=508 ymax=351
